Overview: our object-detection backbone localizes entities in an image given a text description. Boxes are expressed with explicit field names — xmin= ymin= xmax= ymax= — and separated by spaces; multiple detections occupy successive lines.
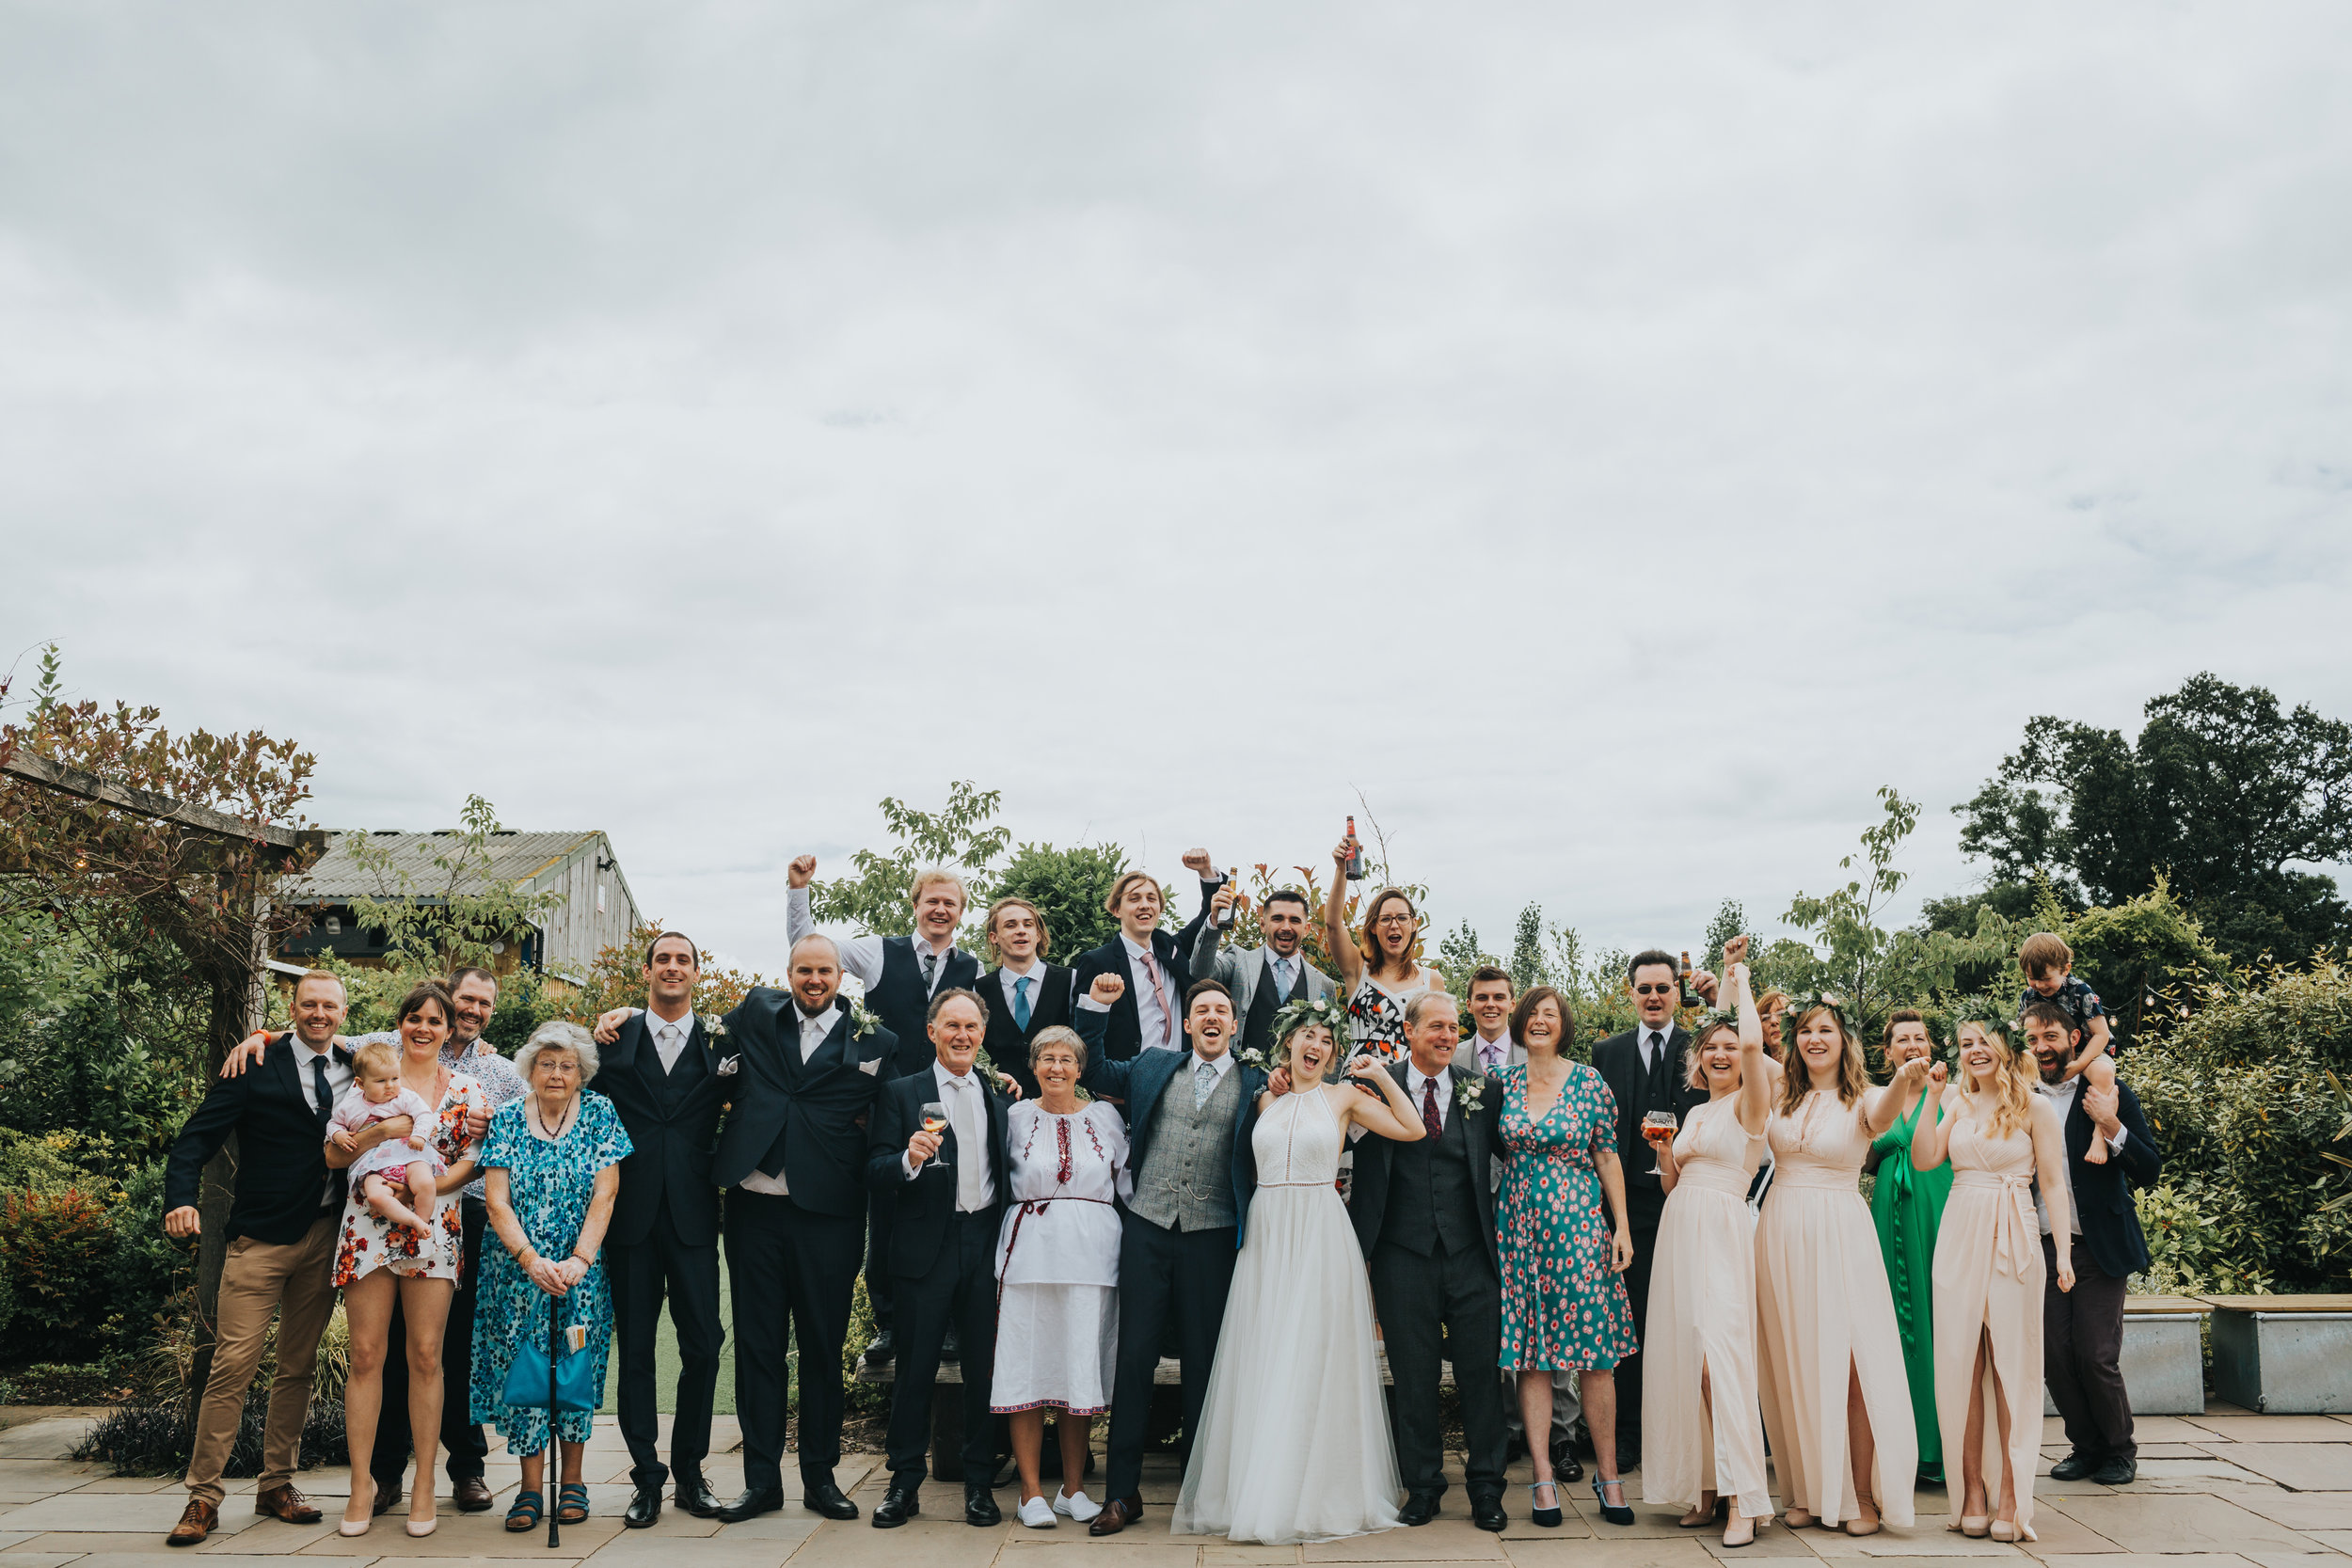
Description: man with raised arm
xmin=1186 ymin=849 xmax=1335 ymax=1057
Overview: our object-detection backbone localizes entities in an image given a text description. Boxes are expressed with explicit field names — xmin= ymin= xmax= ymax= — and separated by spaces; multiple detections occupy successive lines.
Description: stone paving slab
xmin=2186 ymin=1418 xmax=2352 ymax=1445
xmin=2212 ymin=1445 xmax=2352 ymax=1492
xmin=2042 ymin=1495 xmax=2320 ymax=1556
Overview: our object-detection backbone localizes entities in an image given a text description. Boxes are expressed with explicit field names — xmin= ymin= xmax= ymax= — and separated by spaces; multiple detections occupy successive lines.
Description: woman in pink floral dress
xmin=1494 ymin=987 xmax=1640 ymax=1528
xmin=329 ymin=980 xmax=489 ymax=1538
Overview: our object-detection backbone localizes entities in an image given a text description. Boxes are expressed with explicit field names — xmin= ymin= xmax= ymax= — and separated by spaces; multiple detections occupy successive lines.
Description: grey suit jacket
xmin=1189 ymin=923 xmax=1337 ymax=1016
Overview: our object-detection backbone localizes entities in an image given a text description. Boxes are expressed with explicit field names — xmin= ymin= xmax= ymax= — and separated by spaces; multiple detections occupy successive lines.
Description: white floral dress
xmin=334 ymin=1069 xmax=489 ymax=1284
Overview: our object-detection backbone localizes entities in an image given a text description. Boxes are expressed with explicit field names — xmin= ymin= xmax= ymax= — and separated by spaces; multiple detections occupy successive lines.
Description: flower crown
xmin=1270 ymin=993 xmax=1350 ymax=1048
xmin=1784 ymin=990 xmax=1852 ymax=1036
xmin=1945 ymin=995 xmax=2016 ymax=1041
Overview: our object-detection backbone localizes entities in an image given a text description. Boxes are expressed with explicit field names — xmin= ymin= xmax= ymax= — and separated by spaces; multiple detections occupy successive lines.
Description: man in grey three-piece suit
xmin=1347 ymin=990 xmax=1510 ymax=1534
xmin=1185 ymin=863 xmax=1336 ymax=1057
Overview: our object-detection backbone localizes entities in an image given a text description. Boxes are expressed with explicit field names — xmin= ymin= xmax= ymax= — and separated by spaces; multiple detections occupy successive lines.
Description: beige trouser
xmin=183 ymin=1213 xmax=341 ymax=1507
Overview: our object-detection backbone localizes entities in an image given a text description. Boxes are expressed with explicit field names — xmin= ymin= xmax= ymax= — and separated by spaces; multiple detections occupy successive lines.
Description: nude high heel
xmin=1723 ymin=1513 xmax=1769 ymax=1548
xmin=1844 ymin=1494 xmax=1882 ymax=1537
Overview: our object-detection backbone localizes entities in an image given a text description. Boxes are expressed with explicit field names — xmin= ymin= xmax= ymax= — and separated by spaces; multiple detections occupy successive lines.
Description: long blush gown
xmin=1930 ymin=1113 xmax=2047 ymax=1538
xmin=1172 ymin=1087 xmax=1401 ymax=1544
xmin=1755 ymin=1090 xmax=1917 ymax=1528
xmin=1642 ymin=1097 xmax=1772 ymax=1519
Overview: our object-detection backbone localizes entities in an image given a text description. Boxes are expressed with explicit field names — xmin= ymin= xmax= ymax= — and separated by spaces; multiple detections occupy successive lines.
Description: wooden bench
xmin=2203 ymin=1294 xmax=2352 ymax=1414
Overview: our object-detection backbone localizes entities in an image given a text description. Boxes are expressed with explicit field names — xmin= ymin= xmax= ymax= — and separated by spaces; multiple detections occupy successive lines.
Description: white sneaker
xmin=1018 ymin=1496 xmax=1057 ymax=1528
xmin=1054 ymin=1488 xmax=1103 ymax=1523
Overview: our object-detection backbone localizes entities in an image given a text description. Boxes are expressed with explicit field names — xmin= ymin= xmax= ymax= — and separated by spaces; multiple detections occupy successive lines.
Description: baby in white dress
xmin=330 ymin=1042 xmax=444 ymax=1236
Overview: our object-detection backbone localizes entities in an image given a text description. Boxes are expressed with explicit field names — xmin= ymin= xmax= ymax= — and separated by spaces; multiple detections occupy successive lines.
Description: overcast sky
xmin=6 ymin=2 xmax=2349 ymax=974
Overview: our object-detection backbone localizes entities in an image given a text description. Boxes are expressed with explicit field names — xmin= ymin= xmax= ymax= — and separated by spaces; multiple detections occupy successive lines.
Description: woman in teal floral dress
xmin=1495 ymin=988 xmax=1640 ymax=1528
xmin=472 ymin=1022 xmax=632 ymax=1532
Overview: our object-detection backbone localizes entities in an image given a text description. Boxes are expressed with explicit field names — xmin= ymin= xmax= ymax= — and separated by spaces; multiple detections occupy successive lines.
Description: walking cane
xmin=548 ymin=1292 xmax=561 ymax=1549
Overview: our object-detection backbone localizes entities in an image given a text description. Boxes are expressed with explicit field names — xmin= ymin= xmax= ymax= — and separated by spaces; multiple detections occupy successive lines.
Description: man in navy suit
xmin=593 ymin=933 xmax=729 ymax=1527
xmin=161 ymin=973 xmax=362 ymax=1546
xmin=707 ymin=935 xmax=897 ymax=1524
xmin=2024 ymin=999 xmax=2162 ymax=1488
xmin=866 ymin=990 xmax=1012 ymax=1529
xmin=1072 ymin=974 xmax=1264 ymax=1536
xmin=1067 ymin=870 xmax=1214 ymax=1062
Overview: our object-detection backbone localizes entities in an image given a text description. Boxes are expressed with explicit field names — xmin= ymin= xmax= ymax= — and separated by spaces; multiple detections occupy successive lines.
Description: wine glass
xmin=920 ymin=1101 xmax=952 ymax=1169
xmin=1642 ymin=1110 xmax=1678 ymax=1175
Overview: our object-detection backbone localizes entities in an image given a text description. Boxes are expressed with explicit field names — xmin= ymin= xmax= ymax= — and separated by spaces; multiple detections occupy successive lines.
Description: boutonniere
xmin=1239 ymin=1046 xmax=1279 ymax=1077
xmin=715 ymin=1054 xmax=740 ymax=1078
xmin=706 ymin=1017 xmax=728 ymax=1041
xmin=1454 ymin=1074 xmax=1485 ymax=1113
xmin=850 ymin=1000 xmax=882 ymax=1040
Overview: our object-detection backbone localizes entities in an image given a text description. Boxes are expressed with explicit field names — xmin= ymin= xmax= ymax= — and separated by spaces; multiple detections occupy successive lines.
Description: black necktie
xmin=1645 ymin=1032 xmax=1667 ymax=1106
xmin=310 ymin=1056 xmax=334 ymax=1132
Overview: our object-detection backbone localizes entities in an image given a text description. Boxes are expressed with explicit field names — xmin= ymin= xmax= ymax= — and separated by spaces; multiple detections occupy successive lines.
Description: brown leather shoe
xmin=167 ymin=1497 xmax=220 ymax=1546
xmin=453 ymin=1476 xmax=494 ymax=1513
xmin=254 ymin=1483 xmax=323 ymax=1524
xmin=1088 ymin=1497 xmax=1143 ymax=1537
xmin=372 ymin=1481 xmax=403 ymax=1516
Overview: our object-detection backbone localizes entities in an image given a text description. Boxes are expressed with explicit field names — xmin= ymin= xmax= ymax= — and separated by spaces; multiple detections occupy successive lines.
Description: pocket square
xmin=716 ymin=1054 xmax=740 ymax=1077
xmin=858 ymin=1055 xmax=881 ymax=1076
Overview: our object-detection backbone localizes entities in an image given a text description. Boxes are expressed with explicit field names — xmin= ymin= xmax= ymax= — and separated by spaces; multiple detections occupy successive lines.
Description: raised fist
xmin=788 ymin=855 xmax=817 ymax=889
xmin=1089 ymin=974 xmax=1126 ymax=1006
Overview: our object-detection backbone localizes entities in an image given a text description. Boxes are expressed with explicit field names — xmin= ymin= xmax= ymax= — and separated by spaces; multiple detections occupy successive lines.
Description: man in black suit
xmin=867 ymin=989 xmax=1012 ymax=1528
xmin=2025 ymin=1000 xmax=2163 ymax=1489
xmin=707 ymin=935 xmax=896 ymax=1524
xmin=1067 ymin=869 xmax=1213 ymax=1061
xmin=976 ymin=895 xmax=1077 ymax=1101
xmin=160 ymin=972 xmax=358 ymax=1546
xmin=786 ymin=856 xmax=978 ymax=1364
xmin=593 ymin=933 xmax=728 ymax=1527
xmin=1587 ymin=949 xmax=1708 ymax=1469
xmin=1349 ymin=991 xmax=1510 ymax=1532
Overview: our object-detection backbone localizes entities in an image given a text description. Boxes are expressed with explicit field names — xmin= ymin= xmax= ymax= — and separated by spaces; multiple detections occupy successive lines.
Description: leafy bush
xmin=2064 ymin=877 xmax=2228 ymax=1045
xmin=0 ymin=1184 xmax=121 ymax=1362
xmin=993 ymin=842 xmax=1136 ymax=965
xmin=73 ymin=1390 xmax=347 ymax=1478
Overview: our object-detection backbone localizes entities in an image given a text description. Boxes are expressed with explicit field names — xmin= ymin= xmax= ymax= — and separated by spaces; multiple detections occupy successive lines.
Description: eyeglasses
xmin=1375 ymin=913 xmax=1414 ymax=927
xmin=1632 ymin=983 xmax=1677 ymax=996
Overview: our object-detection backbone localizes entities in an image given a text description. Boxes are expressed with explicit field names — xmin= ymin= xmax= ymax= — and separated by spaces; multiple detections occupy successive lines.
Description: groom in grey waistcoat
xmin=1073 ymin=974 xmax=1265 ymax=1538
xmin=1347 ymin=991 xmax=1510 ymax=1533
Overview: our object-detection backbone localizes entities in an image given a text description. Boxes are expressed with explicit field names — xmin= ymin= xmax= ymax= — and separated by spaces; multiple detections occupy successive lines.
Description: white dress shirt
xmin=646 ymin=1006 xmax=696 ymax=1072
xmin=1470 ymin=1031 xmax=1516 ymax=1074
xmin=1640 ymin=1027 xmax=1672 ymax=1075
xmin=902 ymin=1059 xmax=997 ymax=1212
xmin=1406 ymin=1061 xmax=1451 ymax=1131
xmin=2034 ymin=1075 xmax=2127 ymax=1236
xmin=1123 ymin=933 xmax=1178 ymax=1052
xmin=735 ymin=1003 xmax=842 ymax=1196
xmin=997 ymin=958 xmax=1069 ymax=1022
xmin=785 ymin=885 xmax=962 ymax=994
xmin=294 ymin=1037 xmax=355 ymax=1206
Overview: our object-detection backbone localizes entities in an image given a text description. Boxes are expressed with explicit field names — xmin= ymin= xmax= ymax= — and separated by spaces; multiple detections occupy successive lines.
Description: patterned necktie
xmin=1137 ymin=950 xmax=1171 ymax=1048
xmin=1421 ymin=1075 xmax=1443 ymax=1139
xmin=1014 ymin=974 xmax=1033 ymax=1031
xmin=1195 ymin=1058 xmax=1218 ymax=1108
xmin=921 ymin=949 xmax=938 ymax=991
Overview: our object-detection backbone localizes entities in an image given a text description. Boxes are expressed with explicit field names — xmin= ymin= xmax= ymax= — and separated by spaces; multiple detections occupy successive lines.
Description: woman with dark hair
xmin=1753 ymin=998 xmax=1924 ymax=1537
xmin=1493 ymin=986 xmax=1638 ymax=1529
xmin=1870 ymin=1009 xmax=1954 ymax=1487
xmin=328 ymin=981 xmax=491 ymax=1538
xmin=1325 ymin=832 xmax=1441 ymax=1061
xmin=1645 ymin=945 xmax=1777 ymax=1546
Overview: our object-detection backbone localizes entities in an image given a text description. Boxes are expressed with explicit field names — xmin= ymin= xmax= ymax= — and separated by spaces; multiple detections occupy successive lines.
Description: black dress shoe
xmin=801 ymin=1478 xmax=858 ymax=1520
xmin=2048 ymin=1450 xmax=2099 ymax=1482
xmin=1399 ymin=1493 xmax=1440 ymax=1527
xmin=716 ymin=1487 xmax=785 ymax=1524
xmin=872 ymin=1482 xmax=920 ymax=1528
xmin=2090 ymin=1455 xmax=2137 ymax=1486
xmin=624 ymin=1484 xmax=662 ymax=1529
xmin=675 ymin=1476 xmax=724 ymax=1518
xmin=1550 ymin=1437 xmax=1583 ymax=1482
xmin=965 ymin=1483 xmax=1001 ymax=1526
xmin=1471 ymin=1493 xmax=1508 ymax=1532
xmin=864 ymin=1326 xmax=897 ymax=1365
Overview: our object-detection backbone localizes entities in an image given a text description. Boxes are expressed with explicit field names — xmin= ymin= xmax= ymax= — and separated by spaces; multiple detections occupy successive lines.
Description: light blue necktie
xmin=1272 ymin=957 xmax=1295 ymax=1000
xmin=1014 ymin=974 xmax=1033 ymax=1031
xmin=1195 ymin=1059 xmax=1217 ymax=1107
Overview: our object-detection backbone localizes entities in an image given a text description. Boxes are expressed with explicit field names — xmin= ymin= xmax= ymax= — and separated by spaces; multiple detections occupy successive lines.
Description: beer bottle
xmin=1680 ymin=950 xmax=1694 ymax=1007
xmin=1215 ymin=868 xmax=1239 ymax=929
xmin=1344 ymin=816 xmax=1365 ymax=881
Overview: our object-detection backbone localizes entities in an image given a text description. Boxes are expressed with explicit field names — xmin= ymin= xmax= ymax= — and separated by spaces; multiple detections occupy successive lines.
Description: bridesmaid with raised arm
xmin=1325 ymin=832 xmax=1440 ymax=1062
xmin=1908 ymin=1020 xmax=2074 ymax=1544
xmin=1645 ymin=943 xmax=1777 ymax=1547
xmin=1754 ymin=998 xmax=1924 ymax=1536
xmin=1868 ymin=1010 xmax=1953 ymax=1488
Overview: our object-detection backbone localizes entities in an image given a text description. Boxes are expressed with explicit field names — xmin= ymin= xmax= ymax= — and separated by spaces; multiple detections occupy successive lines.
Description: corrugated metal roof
xmin=283 ymin=830 xmax=606 ymax=900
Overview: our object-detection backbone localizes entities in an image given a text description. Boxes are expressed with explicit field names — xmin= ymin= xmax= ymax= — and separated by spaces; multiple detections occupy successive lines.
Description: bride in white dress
xmin=1173 ymin=1000 xmax=1430 ymax=1544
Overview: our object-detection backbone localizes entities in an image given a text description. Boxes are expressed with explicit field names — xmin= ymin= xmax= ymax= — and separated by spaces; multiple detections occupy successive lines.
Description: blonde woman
xmin=1645 ymin=944 xmax=1777 ymax=1546
xmin=1753 ymin=1000 xmax=1921 ymax=1536
xmin=1326 ymin=832 xmax=1441 ymax=1061
xmin=1909 ymin=1017 xmax=2073 ymax=1543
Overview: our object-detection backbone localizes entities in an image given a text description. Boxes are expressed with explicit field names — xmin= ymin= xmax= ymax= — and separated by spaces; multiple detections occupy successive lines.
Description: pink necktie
xmin=1137 ymin=950 xmax=1172 ymax=1048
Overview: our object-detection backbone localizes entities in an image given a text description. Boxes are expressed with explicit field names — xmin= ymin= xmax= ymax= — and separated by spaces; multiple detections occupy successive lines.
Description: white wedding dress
xmin=1172 ymin=1086 xmax=1403 ymax=1544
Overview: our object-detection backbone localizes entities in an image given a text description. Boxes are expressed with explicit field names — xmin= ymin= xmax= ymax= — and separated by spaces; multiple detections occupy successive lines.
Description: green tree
xmin=1507 ymin=903 xmax=1551 ymax=994
xmin=1957 ymin=673 xmax=2352 ymax=962
xmin=807 ymin=782 xmax=1011 ymax=940
xmin=990 ymin=842 xmax=1136 ymax=964
xmin=2061 ymin=876 xmax=2228 ymax=1044
xmin=343 ymin=796 xmax=564 ymax=977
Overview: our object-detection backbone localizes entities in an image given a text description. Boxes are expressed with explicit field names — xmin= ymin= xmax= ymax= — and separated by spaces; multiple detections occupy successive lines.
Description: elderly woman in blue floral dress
xmin=471 ymin=1022 xmax=632 ymax=1533
xmin=1494 ymin=987 xmax=1640 ymax=1529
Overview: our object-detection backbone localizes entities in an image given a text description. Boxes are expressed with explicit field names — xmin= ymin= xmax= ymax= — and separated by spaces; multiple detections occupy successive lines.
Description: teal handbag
xmin=501 ymin=1294 xmax=598 ymax=1412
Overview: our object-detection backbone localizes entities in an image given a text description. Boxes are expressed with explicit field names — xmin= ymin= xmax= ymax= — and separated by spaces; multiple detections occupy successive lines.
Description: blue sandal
xmin=557 ymin=1483 xmax=591 ymax=1524
xmin=505 ymin=1492 xmax=544 ymax=1532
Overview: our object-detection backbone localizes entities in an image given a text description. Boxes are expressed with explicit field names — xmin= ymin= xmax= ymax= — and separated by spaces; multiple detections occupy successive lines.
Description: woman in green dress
xmin=1868 ymin=1009 xmax=1953 ymax=1486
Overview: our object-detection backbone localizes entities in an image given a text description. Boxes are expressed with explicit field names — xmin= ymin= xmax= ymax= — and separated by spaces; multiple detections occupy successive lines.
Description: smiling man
xmin=1069 ymin=870 xmax=1214 ymax=1061
xmin=1188 ymin=856 xmax=1335 ymax=1057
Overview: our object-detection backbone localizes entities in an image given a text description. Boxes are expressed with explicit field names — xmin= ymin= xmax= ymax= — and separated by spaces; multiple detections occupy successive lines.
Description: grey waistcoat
xmin=1128 ymin=1057 xmax=1244 ymax=1232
